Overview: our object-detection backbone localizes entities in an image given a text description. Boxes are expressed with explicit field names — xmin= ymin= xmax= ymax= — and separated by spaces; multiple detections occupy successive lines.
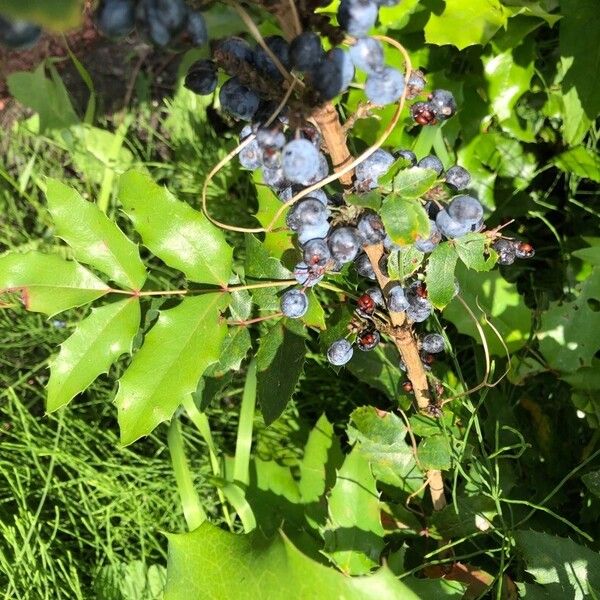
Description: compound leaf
xmin=115 ymin=293 xmax=228 ymax=445
xmin=47 ymin=298 xmax=140 ymax=412
xmin=0 ymin=252 xmax=108 ymax=316
xmin=119 ymin=171 xmax=232 ymax=286
xmin=46 ymin=179 xmax=146 ymax=290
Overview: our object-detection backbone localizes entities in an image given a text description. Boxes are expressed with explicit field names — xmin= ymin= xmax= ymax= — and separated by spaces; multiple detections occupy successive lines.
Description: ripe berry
xmin=421 ymin=333 xmax=445 ymax=354
xmin=327 ymin=339 xmax=354 ymax=366
xmin=298 ymin=222 xmax=330 ymax=245
xmin=254 ymin=35 xmax=291 ymax=81
xmin=366 ymin=287 xmax=384 ymax=307
xmin=261 ymin=146 xmax=282 ymax=169
xmin=294 ymin=262 xmax=324 ymax=287
xmin=289 ymin=32 xmax=324 ymax=71
xmin=448 ymin=195 xmax=484 ymax=226
xmin=355 ymin=149 xmax=395 ymax=190
xmin=414 ymin=220 xmax=442 ymax=253
xmin=256 ymin=126 xmax=286 ymax=149
xmin=96 ymin=0 xmax=135 ymax=39
xmin=492 ymin=239 xmax=516 ymax=265
xmin=219 ymin=77 xmax=260 ymax=121
xmin=357 ymin=293 xmax=376 ymax=315
xmin=185 ymin=59 xmax=218 ymax=96
xmin=349 ymin=37 xmax=384 ymax=75
xmin=328 ymin=227 xmax=361 ymax=264
xmin=357 ymin=328 xmax=381 ymax=351
xmin=355 ymin=253 xmax=376 ymax=280
xmin=407 ymin=304 xmax=431 ymax=323
xmin=262 ymin=166 xmax=288 ymax=190
xmin=445 ymin=166 xmax=471 ymax=191
xmin=428 ymin=89 xmax=457 ymax=120
xmin=215 ymin=36 xmax=254 ymax=64
xmin=357 ymin=212 xmax=386 ymax=245
xmin=282 ymin=139 xmax=321 ymax=185
xmin=418 ymin=155 xmax=444 ymax=176
xmin=338 ymin=0 xmax=378 ymax=37
xmin=186 ymin=11 xmax=208 ymax=46
xmin=303 ymin=238 xmax=331 ymax=267
xmin=411 ymin=102 xmax=436 ymax=125
xmin=280 ymin=289 xmax=308 ymax=318
xmin=406 ymin=70 xmax=426 ymax=99
xmin=436 ymin=209 xmax=471 ymax=239
xmin=515 ymin=241 xmax=535 ymax=259
xmin=387 ymin=285 xmax=409 ymax=312
xmin=365 ymin=68 xmax=405 ymax=105
xmin=286 ymin=199 xmax=328 ymax=231
xmin=393 ymin=149 xmax=417 ymax=166
xmin=313 ymin=48 xmax=355 ymax=100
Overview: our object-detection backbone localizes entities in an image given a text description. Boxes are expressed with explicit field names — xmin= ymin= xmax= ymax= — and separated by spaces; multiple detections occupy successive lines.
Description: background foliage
xmin=1 ymin=0 xmax=600 ymax=598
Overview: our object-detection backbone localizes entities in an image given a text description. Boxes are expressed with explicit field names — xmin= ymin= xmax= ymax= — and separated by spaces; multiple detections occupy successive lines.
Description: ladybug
xmin=357 ymin=293 xmax=376 ymax=315
xmin=357 ymin=329 xmax=380 ymax=351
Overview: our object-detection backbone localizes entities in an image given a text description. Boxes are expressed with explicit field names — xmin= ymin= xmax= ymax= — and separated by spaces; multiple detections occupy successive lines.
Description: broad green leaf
xmin=454 ymin=233 xmax=497 ymax=271
xmin=303 ymin=289 xmax=326 ymax=330
xmin=0 ymin=252 xmax=108 ymax=316
xmin=582 ymin=470 xmax=600 ymax=499
xmin=254 ymin=174 xmax=294 ymax=259
xmin=256 ymin=319 xmax=306 ymax=425
xmin=0 ymin=0 xmax=83 ymax=30
xmin=348 ymin=406 xmax=421 ymax=492
xmin=426 ymin=242 xmax=458 ymax=309
xmin=119 ymin=171 xmax=232 ymax=286
xmin=378 ymin=0 xmax=421 ymax=29
xmin=560 ymin=0 xmax=600 ymax=120
xmin=431 ymin=496 xmax=497 ymax=539
xmin=380 ymin=195 xmax=430 ymax=246
xmin=483 ymin=39 xmax=535 ymax=122
xmin=552 ymin=146 xmax=600 ymax=183
xmin=244 ymin=234 xmax=292 ymax=310
xmin=425 ymin=0 xmax=509 ymax=49
xmin=165 ymin=521 xmax=428 ymax=600
xmin=572 ymin=246 xmax=600 ymax=266
xmin=347 ymin=344 xmax=404 ymax=401
xmin=417 ymin=435 xmax=452 ymax=470
xmin=345 ymin=191 xmax=382 ymax=210
xmin=387 ymin=246 xmax=425 ymax=281
xmin=444 ymin=264 xmax=532 ymax=355
xmin=47 ymin=298 xmax=140 ymax=412
xmin=203 ymin=326 xmax=251 ymax=378
xmin=298 ymin=414 xmax=342 ymax=503
xmin=514 ymin=530 xmax=600 ymax=597
xmin=7 ymin=63 xmax=79 ymax=131
xmin=383 ymin=166 xmax=438 ymax=198
xmin=324 ymin=449 xmax=385 ymax=575
xmin=115 ymin=294 xmax=228 ymax=445
xmin=46 ymin=179 xmax=146 ymax=290
xmin=538 ymin=267 xmax=600 ymax=372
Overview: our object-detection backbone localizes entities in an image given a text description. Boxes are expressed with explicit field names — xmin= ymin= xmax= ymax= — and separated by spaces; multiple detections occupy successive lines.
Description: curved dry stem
xmin=287 ymin=0 xmax=302 ymax=36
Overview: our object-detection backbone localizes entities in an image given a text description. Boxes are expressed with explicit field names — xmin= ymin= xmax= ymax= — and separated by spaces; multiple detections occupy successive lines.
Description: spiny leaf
xmin=115 ymin=293 xmax=228 ymax=445
xmin=47 ymin=298 xmax=140 ymax=411
xmin=0 ymin=252 xmax=108 ymax=316
xmin=119 ymin=171 xmax=233 ymax=286
xmin=426 ymin=242 xmax=458 ymax=309
xmin=46 ymin=179 xmax=146 ymax=290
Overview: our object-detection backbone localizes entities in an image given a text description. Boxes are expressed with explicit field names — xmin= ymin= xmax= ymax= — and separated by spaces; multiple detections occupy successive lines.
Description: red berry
xmin=411 ymin=102 xmax=437 ymax=126
xmin=357 ymin=329 xmax=380 ymax=351
xmin=515 ymin=241 xmax=535 ymax=259
xmin=402 ymin=381 xmax=414 ymax=393
xmin=415 ymin=282 xmax=428 ymax=299
xmin=357 ymin=293 xmax=376 ymax=315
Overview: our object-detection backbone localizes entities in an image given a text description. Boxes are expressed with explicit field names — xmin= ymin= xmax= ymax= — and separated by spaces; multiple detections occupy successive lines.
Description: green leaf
xmin=348 ymin=406 xmax=421 ymax=492
xmin=380 ymin=195 xmax=430 ymax=246
xmin=244 ymin=234 xmax=292 ymax=310
xmin=298 ymin=414 xmax=343 ymax=503
xmin=483 ymin=39 xmax=535 ymax=122
xmin=560 ymin=0 xmax=600 ymax=120
xmin=345 ymin=191 xmax=383 ymax=210
xmin=514 ymin=530 xmax=600 ymax=597
xmin=165 ymin=521 xmax=428 ymax=600
xmin=538 ymin=267 xmax=600 ymax=372
xmin=443 ymin=263 xmax=532 ymax=355
xmin=417 ymin=435 xmax=452 ymax=470
xmin=385 ymin=166 xmax=438 ymax=198
xmin=7 ymin=63 xmax=79 ymax=131
xmin=426 ymin=243 xmax=458 ymax=309
xmin=378 ymin=0 xmax=421 ymax=29
xmin=0 ymin=252 xmax=108 ymax=316
xmin=387 ymin=246 xmax=425 ymax=281
xmin=47 ymin=298 xmax=140 ymax=412
xmin=572 ymin=246 xmax=600 ymax=266
xmin=582 ymin=470 xmax=600 ymax=498
xmin=256 ymin=320 xmax=306 ymax=425
xmin=454 ymin=233 xmax=497 ymax=271
xmin=425 ymin=0 xmax=509 ymax=49
xmin=119 ymin=171 xmax=232 ymax=285
xmin=115 ymin=294 xmax=228 ymax=445
xmin=552 ymin=146 xmax=600 ymax=183
xmin=46 ymin=179 xmax=146 ymax=290
xmin=303 ymin=289 xmax=326 ymax=330
xmin=324 ymin=449 xmax=385 ymax=575
xmin=431 ymin=496 xmax=497 ymax=538
xmin=204 ymin=326 xmax=251 ymax=378
xmin=347 ymin=344 xmax=404 ymax=400
xmin=0 ymin=0 xmax=83 ymax=30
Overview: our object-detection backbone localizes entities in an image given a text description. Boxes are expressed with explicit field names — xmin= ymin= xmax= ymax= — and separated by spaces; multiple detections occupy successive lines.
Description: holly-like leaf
xmin=538 ymin=267 xmax=600 ymax=372
xmin=443 ymin=263 xmax=532 ymax=355
xmin=0 ymin=252 xmax=108 ymax=316
xmin=382 ymin=166 xmax=438 ymax=198
xmin=560 ymin=0 xmax=600 ymax=121
xmin=244 ymin=234 xmax=292 ymax=310
xmin=303 ymin=289 xmax=326 ymax=330
xmin=46 ymin=179 xmax=146 ymax=290
xmin=119 ymin=171 xmax=232 ymax=286
xmin=348 ymin=406 xmax=421 ymax=492
xmin=115 ymin=294 xmax=228 ymax=445
xmin=514 ymin=530 xmax=600 ymax=597
xmin=47 ymin=298 xmax=140 ymax=412
xmin=380 ymin=195 xmax=430 ymax=246
xmin=426 ymin=243 xmax=458 ymax=309
xmin=204 ymin=326 xmax=251 ymax=378
xmin=552 ymin=146 xmax=600 ymax=183
xmin=0 ymin=0 xmax=84 ymax=30
xmin=387 ymin=247 xmax=425 ymax=281
xmin=417 ymin=435 xmax=452 ymax=470
xmin=582 ymin=470 xmax=600 ymax=498
xmin=454 ymin=233 xmax=496 ymax=271
xmin=165 ymin=521 xmax=429 ymax=600
xmin=425 ymin=0 xmax=509 ymax=50
xmin=347 ymin=344 xmax=404 ymax=400
xmin=324 ymin=449 xmax=385 ymax=575
xmin=431 ymin=496 xmax=497 ymax=539
xmin=256 ymin=319 xmax=306 ymax=425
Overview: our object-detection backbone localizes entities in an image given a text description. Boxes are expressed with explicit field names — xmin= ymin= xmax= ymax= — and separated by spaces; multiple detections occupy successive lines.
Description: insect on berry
xmin=516 ymin=241 xmax=535 ymax=259
xmin=357 ymin=329 xmax=380 ymax=351
xmin=357 ymin=293 xmax=376 ymax=315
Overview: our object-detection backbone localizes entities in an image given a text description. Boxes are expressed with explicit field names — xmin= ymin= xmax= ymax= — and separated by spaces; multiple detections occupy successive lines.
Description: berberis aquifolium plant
xmin=5 ymin=0 xmax=599 ymax=598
